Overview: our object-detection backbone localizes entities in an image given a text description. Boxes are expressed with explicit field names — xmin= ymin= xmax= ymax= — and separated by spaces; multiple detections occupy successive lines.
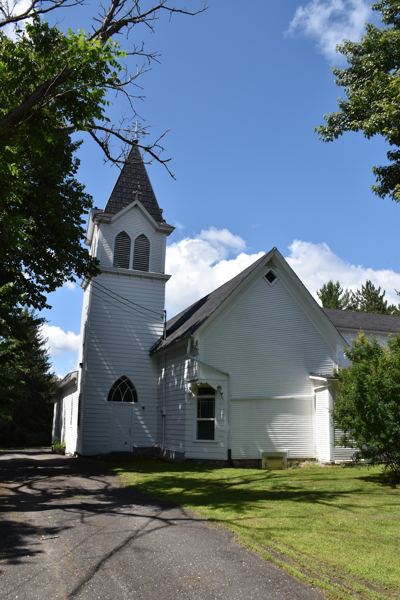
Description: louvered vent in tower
xmin=113 ymin=231 xmax=131 ymax=269
xmin=133 ymin=234 xmax=150 ymax=271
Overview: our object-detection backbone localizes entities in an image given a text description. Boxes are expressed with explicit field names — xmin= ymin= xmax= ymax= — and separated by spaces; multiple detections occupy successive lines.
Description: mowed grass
xmin=112 ymin=460 xmax=400 ymax=600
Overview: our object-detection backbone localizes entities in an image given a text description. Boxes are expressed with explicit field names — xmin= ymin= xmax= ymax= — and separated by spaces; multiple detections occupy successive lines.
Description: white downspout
xmin=186 ymin=337 xmax=233 ymax=464
xmin=162 ymin=353 xmax=167 ymax=452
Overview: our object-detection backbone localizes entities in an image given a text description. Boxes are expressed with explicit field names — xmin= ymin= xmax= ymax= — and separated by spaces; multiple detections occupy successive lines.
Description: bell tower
xmin=76 ymin=145 xmax=174 ymax=455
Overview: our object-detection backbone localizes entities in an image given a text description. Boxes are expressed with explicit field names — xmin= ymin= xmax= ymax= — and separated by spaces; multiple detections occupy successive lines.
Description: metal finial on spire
xmin=133 ymin=120 xmax=139 ymax=141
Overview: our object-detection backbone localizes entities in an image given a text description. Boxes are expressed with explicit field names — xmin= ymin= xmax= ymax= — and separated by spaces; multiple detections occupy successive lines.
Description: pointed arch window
xmin=133 ymin=234 xmax=150 ymax=271
xmin=113 ymin=231 xmax=131 ymax=269
xmin=107 ymin=376 xmax=138 ymax=403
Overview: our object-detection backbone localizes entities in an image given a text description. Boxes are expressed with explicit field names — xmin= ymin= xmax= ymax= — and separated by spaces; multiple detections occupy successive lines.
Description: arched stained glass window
xmin=133 ymin=234 xmax=150 ymax=271
xmin=107 ymin=376 xmax=138 ymax=403
xmin=113 ymin=231 xmax=131 ymax=269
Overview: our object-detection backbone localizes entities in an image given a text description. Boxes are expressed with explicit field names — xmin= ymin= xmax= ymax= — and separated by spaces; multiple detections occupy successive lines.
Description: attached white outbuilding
xmin=53 ymin=147 xmax=400 ymax=464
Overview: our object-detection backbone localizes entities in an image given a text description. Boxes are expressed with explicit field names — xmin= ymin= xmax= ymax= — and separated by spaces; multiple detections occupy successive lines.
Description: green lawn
xmin=112 ymin=460 xmax=400 ymax=600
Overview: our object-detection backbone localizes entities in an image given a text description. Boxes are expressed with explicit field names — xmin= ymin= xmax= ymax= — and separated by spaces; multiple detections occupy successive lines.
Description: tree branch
xmin=0 ymin=0 xmax=85 ymax=28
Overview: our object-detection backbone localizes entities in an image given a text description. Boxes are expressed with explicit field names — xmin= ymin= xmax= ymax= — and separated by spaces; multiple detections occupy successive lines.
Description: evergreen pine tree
xmin=0 ymin=311 xmax=56 ymax=447
xmin=349 ymin=280 xmax=393 ymax=314
xmin=317 ymin=280 xmax=351 ymax=309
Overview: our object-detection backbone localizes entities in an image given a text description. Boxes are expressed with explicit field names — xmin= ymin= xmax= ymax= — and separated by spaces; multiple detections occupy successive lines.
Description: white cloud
xmin=63 ymin=281 xmax=77 ymax=291
xmin=41 ymin=324 xmax=80 ymax=357
xmin=286 ymin=240 xmax=400 ymax=306
xmin=198 ymin=227 xmax=247 ymax=254
xmin=165 ymin=229 xmax=400 ymax=316
xmin=2 ymin=0 xmax=33 ymax=40
xmin=165 ymin=227 xmax=262 ymax=316
xmin=173 ymin=221 xmax=186 ymax=231
xmin=287 ymin=0 xmax=373 ymax=60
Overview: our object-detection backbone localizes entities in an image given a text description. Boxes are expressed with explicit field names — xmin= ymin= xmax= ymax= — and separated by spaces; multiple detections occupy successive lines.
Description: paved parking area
xmin=0 ymin=450 xmax=324 ymax=600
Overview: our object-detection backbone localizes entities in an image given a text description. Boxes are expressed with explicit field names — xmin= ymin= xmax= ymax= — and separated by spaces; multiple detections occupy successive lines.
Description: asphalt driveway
xmin=0 ymin=450 xmax=324 ymax=600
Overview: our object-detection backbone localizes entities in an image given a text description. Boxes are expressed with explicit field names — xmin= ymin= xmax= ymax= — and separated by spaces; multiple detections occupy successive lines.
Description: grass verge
xmin=110 ymin=459 xmax=400 ymax=600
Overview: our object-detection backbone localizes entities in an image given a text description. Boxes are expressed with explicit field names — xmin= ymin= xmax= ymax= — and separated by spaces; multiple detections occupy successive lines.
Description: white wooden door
xmin=111 ymin=404 xmax=132 ymax=451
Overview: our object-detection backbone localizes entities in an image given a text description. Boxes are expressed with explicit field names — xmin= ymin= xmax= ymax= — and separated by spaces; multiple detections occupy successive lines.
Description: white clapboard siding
xmin=64 ymin=391 xmax=79 ymax=455
xmin=158 ymin=348 xmax=197 ymax=456
xmin=334 ymin=428 xmax=357 ymax=461
xmin=53 ymin=381 xmax=79 ymax=455
xmin=98 ymin=205 xmax=165 ymax=273
xmin=202 ymin=275 xmax=336 ymax=399
xmin=315 ymin=388 xmax=330 ymax=462
xmin=231 ymin=398 xmax=313 ymax=459
xmin=79 ymin=271 xmax=165 ymax=455
xmin=338 ymin=330 xmax=390 ymax=367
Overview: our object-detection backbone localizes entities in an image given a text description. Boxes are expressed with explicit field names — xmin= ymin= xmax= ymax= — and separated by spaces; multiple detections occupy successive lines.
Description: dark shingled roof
xmin=103 ymin=144 xmax=163 ymax=223
xmin=323 ymin=308 xmax=400 ymax=334
xmin=151 ymin=253 xmax=268 ymax=353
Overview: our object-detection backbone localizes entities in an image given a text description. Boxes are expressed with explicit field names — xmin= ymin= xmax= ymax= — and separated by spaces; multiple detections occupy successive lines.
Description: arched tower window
xmin=107 ymin=376 xmax=138 ymax=403
xmin=133 ymin=234 xmax=150 ymax=271
xmin=113 ymin=231 xmax=131 ymax=269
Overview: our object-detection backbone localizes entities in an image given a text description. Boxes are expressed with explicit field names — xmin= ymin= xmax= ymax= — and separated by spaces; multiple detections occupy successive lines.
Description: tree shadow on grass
xmin=358 ymin=471 xmax=398 ymax=489
xmin=0 ymin=452 xmax=388 ymax=600
xmin=111 ymin=458 xmax=371 ymax=515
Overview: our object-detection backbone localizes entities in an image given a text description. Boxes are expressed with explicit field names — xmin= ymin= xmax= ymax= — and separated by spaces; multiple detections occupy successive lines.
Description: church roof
xmin=323 ymin=308 xmax=400 ymax=333
xmin=151 ymin=254 xmax=268 ymax=353
xmin=103 ymin=144 xmax=164 ymax=223
xmin=151 ymin=252 xmax=400 ymax=354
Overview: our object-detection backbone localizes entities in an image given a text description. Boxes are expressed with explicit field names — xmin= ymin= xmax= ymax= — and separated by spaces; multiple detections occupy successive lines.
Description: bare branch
xmin=87 ymin=123 xmax=175 ymax=178
xmin=88 ymin=0 xmax=207 ymax=42
xmin=0 ymin=0 xmax=85 ymax=28
xmin=0 ymin=0 xmax=207 ymax=174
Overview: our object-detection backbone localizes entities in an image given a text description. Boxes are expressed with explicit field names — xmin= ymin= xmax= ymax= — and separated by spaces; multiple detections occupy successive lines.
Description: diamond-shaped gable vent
xmin=265 ymin=270 xmax=277 ymax=284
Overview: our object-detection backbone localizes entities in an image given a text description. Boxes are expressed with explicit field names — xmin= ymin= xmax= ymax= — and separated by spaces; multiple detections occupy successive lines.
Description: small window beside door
xmin=196 ymin=387 xmax=215 ymax=440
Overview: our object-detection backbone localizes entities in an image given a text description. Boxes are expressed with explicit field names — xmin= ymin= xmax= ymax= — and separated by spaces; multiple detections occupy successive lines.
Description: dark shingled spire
xmin=104 ymin=144 xmax=164 ymax=223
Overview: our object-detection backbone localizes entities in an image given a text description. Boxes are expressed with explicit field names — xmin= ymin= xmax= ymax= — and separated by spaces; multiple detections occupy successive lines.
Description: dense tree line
xmin=317 ymin=280 xmax=400 ymax=314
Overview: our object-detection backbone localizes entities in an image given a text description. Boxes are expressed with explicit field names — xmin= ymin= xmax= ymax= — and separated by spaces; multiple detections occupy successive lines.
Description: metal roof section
xmin=323 ymin=308 xmax=400 ymax=334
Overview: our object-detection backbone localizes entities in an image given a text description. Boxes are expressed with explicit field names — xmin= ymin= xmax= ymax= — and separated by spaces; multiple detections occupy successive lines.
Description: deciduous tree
xmin=0 ymin=1 xmax=206 ymax=334
xmin=333 ymin=333 xmax=400 ymax=479
xmin=315 ymin=0 xmax=400 ymax=202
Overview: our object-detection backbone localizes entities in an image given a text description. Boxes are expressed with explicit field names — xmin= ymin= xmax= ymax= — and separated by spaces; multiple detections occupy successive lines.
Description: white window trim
xmin=196 ymin=389 xmax=216 ymax=441
xmin=263 ymin=268 xmax=279 ymax=287
xmin=133 ymin=233 xmax=151 ymax=272
xmin=113 ymin=230 xmax=132 ymax=269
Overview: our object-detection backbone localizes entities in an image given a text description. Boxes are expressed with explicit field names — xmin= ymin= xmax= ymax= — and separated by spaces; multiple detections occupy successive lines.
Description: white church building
xmin=53 ymin=146 xmax=400 ymax=465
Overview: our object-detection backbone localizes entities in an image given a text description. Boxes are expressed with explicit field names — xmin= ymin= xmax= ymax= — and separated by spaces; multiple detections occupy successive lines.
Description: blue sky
xmin=10 ymin=0 xmax=398 ymax=377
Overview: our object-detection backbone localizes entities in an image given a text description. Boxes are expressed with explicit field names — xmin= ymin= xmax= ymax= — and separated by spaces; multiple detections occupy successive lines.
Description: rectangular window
xmin=196 ymin=387 xmax=215 ymax=440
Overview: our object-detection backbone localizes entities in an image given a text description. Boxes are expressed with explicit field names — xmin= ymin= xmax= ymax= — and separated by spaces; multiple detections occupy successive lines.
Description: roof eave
xmin=52 ymin=371 xmax=78 ymax=395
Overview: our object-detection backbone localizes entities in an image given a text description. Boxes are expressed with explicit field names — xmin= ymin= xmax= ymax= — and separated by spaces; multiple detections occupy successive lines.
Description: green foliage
xmin=0 ymin=310 xmax=56 ymax=446
xmin=317 ymin=280 xmax=351 ymax=309
xmin=333 ymin=333 xmax=400 ymax=478
xmin=348 ymin=279 xmax=400 ymax=314
xmin=51 ymin=438 xmax=66 ymax=454
xmin=316 ymin=0 xmax=400 ymax=202
xmin=114 ymin=460 xmax=400 ymax=598
xmin=0 ymin=19 xmax=123 ymax=331
xmin=318 ymin=278 xmax=399 ymax=314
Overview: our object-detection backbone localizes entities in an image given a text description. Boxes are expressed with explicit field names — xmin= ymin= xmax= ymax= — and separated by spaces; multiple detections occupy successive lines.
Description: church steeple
xmin=104 ymin=144 xmax=164 ymax=224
